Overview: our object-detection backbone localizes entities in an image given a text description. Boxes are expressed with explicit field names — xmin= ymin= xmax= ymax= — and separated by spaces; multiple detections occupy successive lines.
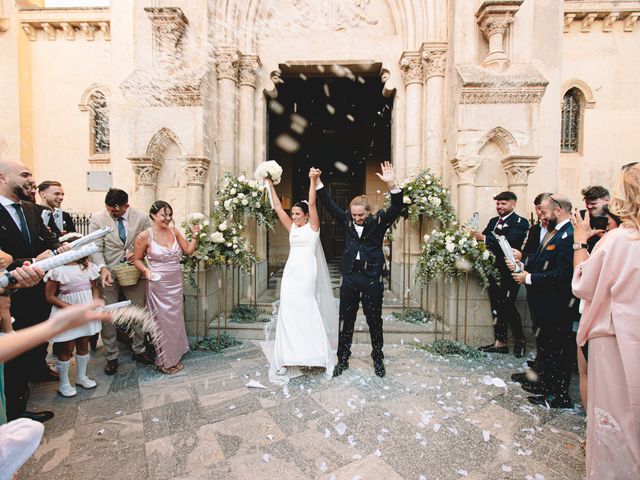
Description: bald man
xmin=0 ymin=160 xmax=64 ymax=422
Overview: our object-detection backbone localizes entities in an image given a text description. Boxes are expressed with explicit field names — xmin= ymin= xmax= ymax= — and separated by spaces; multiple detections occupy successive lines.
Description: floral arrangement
xmin=215 ymin=173 xmax=277 ymax=230
xmin=254 ymin=160 xmax=283 ymax=185
xmin=384 ymin=169 xmax=456 ymax=226
xmin=415 ymin=226 xmax=500 ymax=289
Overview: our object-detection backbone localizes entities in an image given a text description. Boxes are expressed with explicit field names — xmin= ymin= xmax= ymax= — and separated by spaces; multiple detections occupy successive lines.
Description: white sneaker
xmin=276 ymin=367 xmax=288 ymax=375
xmin=58 ymin=384 xmax=77 ymax=397
xmin=76 ymin=377 xmax=97 ymax=389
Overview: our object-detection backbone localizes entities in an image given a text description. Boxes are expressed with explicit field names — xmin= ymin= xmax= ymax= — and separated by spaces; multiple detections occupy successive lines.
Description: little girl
xmin=44 ymin=245 xmax=101 ymax=397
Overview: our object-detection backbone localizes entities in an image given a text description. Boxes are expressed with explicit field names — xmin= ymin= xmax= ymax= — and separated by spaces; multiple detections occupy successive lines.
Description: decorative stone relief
xmin=421 ymin=43 xmax=447 ymax=79
xmin=215 ymin=48 xmax=240 ymax=82
xmin=19 ymin=12 xmax=110 ymax=42
xmin=399 ymin=51 xmax=422 ymax=86
xmin=22 ymin=24 xmax=36 ymax=40
xmin=624 ymin=12 xmax=640 ymax=31
xmin=60 ymin=22 xmax=74 ymax=40
xmin=501 ymin=156 xmax=540 ymax=186
xmin=457 ymin=65 xmax=548 ymax=105
xmin=289 ymin=0 xmax=378 ymax=32
xmin=183 ymin=156 xmax=210 ymax=185
xmin=144 ymin=7 xmax=188 ymax=64
xmin=451 ymin=156 xmax=483 ymax=185
xmin=128 ymin=157 xmax=162 ymax=187
xmin=239 ymin=56 xmax=261 ymax=88
xmin=475 ymin=1 xmax=523 ymax=70
xmin=80 ymin=22 xmax=95 ymax=41
xmin=99 ymin=22 xmax=110 ymax=41
xmin=563 ymin=5 xmax=640 ymax=34
xmin=581 ymin=13 xmax=597 ymax=32
xmin=41 ymin=22 xmax=56 ymax=40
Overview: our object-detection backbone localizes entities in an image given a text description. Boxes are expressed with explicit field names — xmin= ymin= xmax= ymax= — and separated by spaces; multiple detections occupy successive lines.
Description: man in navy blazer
xmin=472 ymin=191 xmax=529 ymax=357
xmin=510 ymin=194 xmax=579 ymax=408
xmin=314 ymin=162 xmax=403 ymax=378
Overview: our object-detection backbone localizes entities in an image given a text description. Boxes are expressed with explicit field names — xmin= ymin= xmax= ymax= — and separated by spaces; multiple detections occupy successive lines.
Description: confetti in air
xmin=334 ymin=161 xmax=349 ymax=173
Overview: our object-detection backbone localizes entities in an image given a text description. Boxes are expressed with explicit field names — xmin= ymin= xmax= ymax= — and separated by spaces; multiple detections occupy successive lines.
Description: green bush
xmin=191 ymin=332 xmax=241 ymax=352
xmin=412 ymin=338 xmax=484 ymax=359
xmin=228 ymin=304 xmax=268 ymax=323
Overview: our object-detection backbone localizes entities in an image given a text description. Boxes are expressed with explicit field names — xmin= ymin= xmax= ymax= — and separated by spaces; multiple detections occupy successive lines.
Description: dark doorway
xmin=267 ymin=66 xmax=394 ymax=261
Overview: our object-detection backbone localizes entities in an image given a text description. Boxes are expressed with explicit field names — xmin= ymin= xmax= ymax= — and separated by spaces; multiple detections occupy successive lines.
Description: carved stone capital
xmin=238 ymin=55 xmax=261 ymax=88
xmin=399 ymin=51 xmax=423 ymax=86
xmin=451 ymin=156 xmax=483 ymax=185
xmin=128 ymin=156 xmax=162 ymax=187
xmin=475 ymin=1 xmax=523 ymax=70
xmin=421 ymin=43 xmax=447 ymax=79
xmin=215 ymin=48 xmax=240 ymax=82
xmin=182 ymin=156 xmax=210 ymax=185
xmin=479 ymin=17 xmax=512 ymax=37
xmin=144 ymin=7 xmax=188 ymax=64
xmin=501 ymin=155 xmax=540 ymax=187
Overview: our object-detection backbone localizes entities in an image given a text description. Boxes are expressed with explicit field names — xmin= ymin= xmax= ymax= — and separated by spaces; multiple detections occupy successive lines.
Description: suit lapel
xmin=0 ymin=204 xmax=24 ymax=242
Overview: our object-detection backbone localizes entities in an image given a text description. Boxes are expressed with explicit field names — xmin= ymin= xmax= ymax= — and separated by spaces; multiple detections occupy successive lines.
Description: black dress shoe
xmin=21 ymin=410 xmax=54 ymax=423
xmin=33 ymin=367 xmax=59 ymax=383
xmin=132 ymin=351 xmax=154 ymax=365
xmin=528 ymin=394 xmax=573 ymax=409
xmin=520 ymin=381 xmax=545 ymax=395
xmin=511 ymin=372 xmax=528 ymax=383
xmin=479 ymin=345 xmax=509 ymax=354
xmin=527 ymin=360 xmax=537 ymax=370
xmin=373 ymin=359 xmax=386 ymax=378
xmin=513 ymin=341 xmax=526 ymax=358
xmin=104 ymin=359 xmax=118 ymax=375
xmin=332 ymin=361 xmax=349 ymax=377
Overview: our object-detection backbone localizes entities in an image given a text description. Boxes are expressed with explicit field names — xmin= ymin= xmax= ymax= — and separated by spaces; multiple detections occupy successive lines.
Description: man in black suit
xmin=37 ymin=180 xmax=76 ymax=238
xmin=472 ymin=191 xmax=529 ymax=357
xmin=510 ymin=194 xmax=579 ymax=408
xmin=0 ymin=160 xmax=69 ymax=422
xmin=313 ymin=162 xmax=403 ymax=378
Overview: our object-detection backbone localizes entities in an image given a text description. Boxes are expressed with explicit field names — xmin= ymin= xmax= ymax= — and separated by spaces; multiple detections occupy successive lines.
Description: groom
xmin=312 ymin=162 xmax=403 ymax=377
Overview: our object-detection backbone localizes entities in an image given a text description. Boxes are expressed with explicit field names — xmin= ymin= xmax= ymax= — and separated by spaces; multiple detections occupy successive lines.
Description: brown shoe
xmin=104 ymin=359 xmax=118 ymax=376
xmin=132 ymin=351 xmax=154 ymax=365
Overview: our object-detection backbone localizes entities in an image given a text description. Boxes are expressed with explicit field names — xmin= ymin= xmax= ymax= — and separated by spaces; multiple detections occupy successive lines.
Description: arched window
xmin=561 ymin=88 xmax=581 ymax=152
xmin=89 ymin=91 xmax=110 ymax=154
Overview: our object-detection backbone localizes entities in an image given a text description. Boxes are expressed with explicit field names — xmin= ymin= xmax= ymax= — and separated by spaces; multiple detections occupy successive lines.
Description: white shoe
xmin=76 ymin=377 xmax=97 ymax=389
xmin=58 ymin=383 xmax=77 ymax=397
xmin=276 ymin=367 xmax=288 ymax=375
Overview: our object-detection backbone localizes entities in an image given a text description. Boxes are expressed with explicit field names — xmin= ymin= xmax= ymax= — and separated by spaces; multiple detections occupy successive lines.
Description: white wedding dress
xmin=267 ymin=223 xmax=337 ymax=384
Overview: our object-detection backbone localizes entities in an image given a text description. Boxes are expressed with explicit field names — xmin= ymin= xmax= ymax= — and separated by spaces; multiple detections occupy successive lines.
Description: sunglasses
xmin=549 ymin=195 xmax=562 ymax=209
xmin=622 ymin=162 xmax=638 ymax=170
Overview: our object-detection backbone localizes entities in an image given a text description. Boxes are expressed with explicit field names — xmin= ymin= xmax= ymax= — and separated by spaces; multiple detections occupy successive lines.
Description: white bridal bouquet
xmin=254 ymin=160 xmax=283 ymax=185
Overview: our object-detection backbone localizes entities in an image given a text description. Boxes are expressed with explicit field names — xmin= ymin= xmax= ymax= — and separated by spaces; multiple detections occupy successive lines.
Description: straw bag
xmin=113 ymin=263 xmax=141 ymax=286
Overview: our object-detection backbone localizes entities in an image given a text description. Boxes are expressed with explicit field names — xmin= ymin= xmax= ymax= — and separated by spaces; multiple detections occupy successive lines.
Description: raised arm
xmin=308 ymin=169 xmax=321 ymax=232
xmin=266 ymin=179 xmax=293 ymax=232
xmin=174 ymin=226 xmax=199 ymax=255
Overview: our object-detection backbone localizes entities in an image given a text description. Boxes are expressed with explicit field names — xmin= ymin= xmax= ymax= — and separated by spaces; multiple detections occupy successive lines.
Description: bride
xmin=265 ymin=169 xmax=337 ymax=384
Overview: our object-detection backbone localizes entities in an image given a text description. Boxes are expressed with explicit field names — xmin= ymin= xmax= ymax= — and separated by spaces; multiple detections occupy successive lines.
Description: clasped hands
xmin=505 ymin=248 xmax=528 ymax=285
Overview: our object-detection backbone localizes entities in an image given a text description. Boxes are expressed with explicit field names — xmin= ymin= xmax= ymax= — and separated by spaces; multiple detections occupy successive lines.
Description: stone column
xmin=183 ymin=156 xmax=210 ymax=214
xmin=451 ymin=156 xmax=483 ymax=224
xmin=501 ymin=155 xmax=539 ymax=212
xmin=422 ymin=42 xmax=447 ymax=176
xmin=400 ymin=51 xmax=424 ymax=174
xmin=215 ymin=47 xmax=240 ymax=177
xmin=475 ymin=1 xmax=522 ymax=70
xmin=238 ymin=55 xmax=260 ymax=175
xmin=128 ymin=156 xmax=161 ymax=210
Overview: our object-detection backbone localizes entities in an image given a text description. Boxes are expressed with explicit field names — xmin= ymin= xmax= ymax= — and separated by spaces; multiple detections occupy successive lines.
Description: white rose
xmin=445 ymin=243 xmax=455 ymax=253
xmin=218 ymin=222 xmax=227 ymax=231
xmin=234 ymin=248 xmax=240 ymax=254
xmin=225 ymin=242 xmax=232 ymax=247
xmin=238 ymin=175 xmax=246 ymax=182
xmin=224 ymin=199 xmax=233 ymax=211
xmin=238 ymin=192 xmax=245 ymax=198
xmin=252 ymin=192 xmax=258 ymax=197
xmin=230 ymin=188 xmax=237 ymax=195
xmin=482 ymin=250 xmax=490 ymax=260
xmin=210 ymin=232 xmax=225 ymax=243
xmin=233 ymin=198 xmax=239 ymax=204
xmin=255 ymin=202 xmax=261 ymax=208
xmin=241 ymin=199 xmax=248 ymax=206
xmin=248 ymin=180 xmax=257 ymax=189
xmin=431 ymin=197 xmax=441 ymax=207
xmin=403 ymin=195 xmax=412 ymax=204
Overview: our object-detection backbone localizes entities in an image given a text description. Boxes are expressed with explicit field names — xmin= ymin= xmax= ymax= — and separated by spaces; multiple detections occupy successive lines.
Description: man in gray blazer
xmin=89 ymin=189 xmax=152 ymax=374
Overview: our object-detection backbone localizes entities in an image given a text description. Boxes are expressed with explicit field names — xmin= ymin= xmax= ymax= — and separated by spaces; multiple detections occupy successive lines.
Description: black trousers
xmin=488 ymin=281 xmax=523 ymax=343
xmin=536 ymin=324 xmax=575 ymax=399
xmin=337 ymin=271 xmax=384 ymax=363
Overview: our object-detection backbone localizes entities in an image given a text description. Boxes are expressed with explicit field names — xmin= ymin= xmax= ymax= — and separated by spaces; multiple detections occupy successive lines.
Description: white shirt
xmin=539 ymin=224 xmax=548 ymax=243
xmin=116 ymin=208 xmax=130 ymax=228
xmin=0 ymin=195 xmax=27 ymax=234
xmin=41 ymin=207 xmax=63 ymax=231
xmin=525 ymin=218 xmax=570 ymax=285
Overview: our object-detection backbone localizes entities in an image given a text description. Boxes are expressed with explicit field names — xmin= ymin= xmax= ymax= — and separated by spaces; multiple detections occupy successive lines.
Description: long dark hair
xmin=292 ymin=201 xmax=309 ymax=215
xmin=149 ymin=200 xmax=173 ymax=220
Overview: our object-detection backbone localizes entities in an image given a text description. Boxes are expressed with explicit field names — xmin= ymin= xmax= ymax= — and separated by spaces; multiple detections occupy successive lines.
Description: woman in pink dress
xmin=134 ymin=201 xmax=199 ymax=374
xmin=571 ymin=163 xmax=640 ymax=479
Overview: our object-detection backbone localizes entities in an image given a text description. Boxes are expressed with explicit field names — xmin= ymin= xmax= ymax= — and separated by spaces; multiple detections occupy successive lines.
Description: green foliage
xmin=228 ymin=304 xmax=269 ymax=323
xmin=191 ymin=332 xmax=241 ymax=352
xmin=412 ymin=339 xmax=485 ymax=359
xmin=391 ymin=308 xmax=442 ymax=325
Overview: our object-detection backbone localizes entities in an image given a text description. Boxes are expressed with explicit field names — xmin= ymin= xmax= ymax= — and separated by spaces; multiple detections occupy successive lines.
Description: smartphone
xmin=590 ymin=215 xmax=609 ymax=231
xmin=469 ymin=212 xmax=479 ymax=230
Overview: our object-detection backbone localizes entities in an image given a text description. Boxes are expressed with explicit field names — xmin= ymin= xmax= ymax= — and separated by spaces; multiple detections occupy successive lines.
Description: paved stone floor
xmin=21 ymin=341 xmax=586 ymax=480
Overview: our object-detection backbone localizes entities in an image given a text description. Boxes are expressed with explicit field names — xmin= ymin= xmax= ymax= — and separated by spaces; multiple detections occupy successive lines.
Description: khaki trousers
xmin=99 ymin=279 xmax=147 ymax=361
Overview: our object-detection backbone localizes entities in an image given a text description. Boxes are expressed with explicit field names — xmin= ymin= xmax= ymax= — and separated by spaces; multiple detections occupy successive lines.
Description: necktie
xmin=540 ymin=228 xmax=557 ymax=250
xmin=117 ymin=217 xmax=126 ymax=244
xmin=13 ymin=203 xmax=31 ymax=245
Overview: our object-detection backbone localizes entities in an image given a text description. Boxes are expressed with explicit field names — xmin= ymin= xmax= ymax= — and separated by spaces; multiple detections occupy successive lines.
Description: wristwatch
xmin=573 ymin=242 xmax=588 ymax=251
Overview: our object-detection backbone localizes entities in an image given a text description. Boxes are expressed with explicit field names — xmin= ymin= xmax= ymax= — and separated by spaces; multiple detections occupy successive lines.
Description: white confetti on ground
xmin=245 ymin=379 xmax=267 ymax=389
xmin=262 ymin=453 xmax=270 ymax=463
xmin=335 ymin=422 xmax=347 ymax=436
xmin=457 ymin=469 xmax=468 ymax=477
xmin=502 ymin=465 xmax=512 ymax=472
xmin=482 ymin=430 xmax=490 ymax=442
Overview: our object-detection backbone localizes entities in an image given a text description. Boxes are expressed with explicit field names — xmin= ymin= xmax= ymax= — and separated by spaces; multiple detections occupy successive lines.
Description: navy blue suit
xmin=523 ymin=220 xmax=579 ymax=400
xmin=317 ymin=186 xmax=403 ymax=362
xmin=482 ymin=212 xmax=529 ymax=344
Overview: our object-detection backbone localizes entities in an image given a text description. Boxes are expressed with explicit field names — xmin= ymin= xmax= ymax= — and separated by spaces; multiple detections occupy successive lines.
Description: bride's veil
xmin=314 ymin=239 xmax=339 ymax=351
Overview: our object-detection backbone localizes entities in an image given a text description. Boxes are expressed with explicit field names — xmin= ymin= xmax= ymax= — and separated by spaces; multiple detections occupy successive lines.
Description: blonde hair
xmin=609 ymin=163 xmax=640 ymax=235
xmin=349 ymin=195 xmax=371 ymax=212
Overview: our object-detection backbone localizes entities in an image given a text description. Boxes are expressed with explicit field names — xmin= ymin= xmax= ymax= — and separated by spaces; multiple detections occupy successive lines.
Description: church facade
xmin=1 ymin=0 xmax=639 ymax=341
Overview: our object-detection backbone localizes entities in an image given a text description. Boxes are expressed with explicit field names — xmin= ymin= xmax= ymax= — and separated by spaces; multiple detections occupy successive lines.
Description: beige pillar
xmin=128 ymin=156 xmax=161 ymax=211
xmin=400 ymin=51 xmax=424 ymax=174
xmin=451 ymin=156 xmax=483 ymax=224
xmin=238 ymin=55 xmax=260 ymax=175
xmin=215 ymin=47 xmax=239 ymax=177
xmin=475 ymin=1 xmax=522 ymax=71
xmin=183 ymin=156 xmax=210 ymax=214
xmin=422 ymin=43 xmax=447 ymax=176
xmin=501 ymin=155 xmax=540 ymax=214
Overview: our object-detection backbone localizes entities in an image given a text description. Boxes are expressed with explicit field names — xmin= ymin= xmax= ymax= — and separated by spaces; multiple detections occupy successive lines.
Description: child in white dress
xmin=44 ymin=255 xmax=101 ymax=397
